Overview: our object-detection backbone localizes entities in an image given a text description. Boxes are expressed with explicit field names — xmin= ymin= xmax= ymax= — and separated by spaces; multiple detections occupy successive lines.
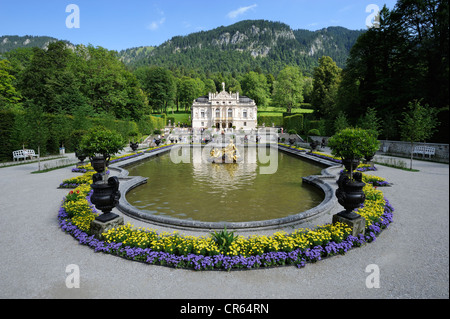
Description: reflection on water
xmin=126 ymin=147 xmax=324 ymax=223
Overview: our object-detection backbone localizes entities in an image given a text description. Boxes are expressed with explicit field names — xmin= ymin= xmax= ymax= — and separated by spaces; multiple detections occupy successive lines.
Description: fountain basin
xmin=113 ymin=145 xmax=337 ymax=231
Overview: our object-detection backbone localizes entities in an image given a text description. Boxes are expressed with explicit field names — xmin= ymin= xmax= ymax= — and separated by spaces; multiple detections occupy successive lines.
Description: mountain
xmin=119 ymin=20 xmax=364 ymax=75
xmin=118 ymin=46 xmax=155 ymax=64
xmin=1 ymin=20 xmax=364 ymax=75
xmin=0 ymin=35 xmax=72 ymax=53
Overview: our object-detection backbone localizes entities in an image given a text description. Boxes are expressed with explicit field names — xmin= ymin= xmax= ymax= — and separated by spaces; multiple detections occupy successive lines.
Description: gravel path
xmin=0 ymin=151 xmax=448 ymax=299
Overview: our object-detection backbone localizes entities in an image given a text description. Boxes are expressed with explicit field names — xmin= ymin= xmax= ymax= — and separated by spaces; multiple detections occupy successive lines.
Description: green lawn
xmin=258 ymin=105 xmax=314 ymax=114
xmin=166 ymin=112 xmax=191 ymax=124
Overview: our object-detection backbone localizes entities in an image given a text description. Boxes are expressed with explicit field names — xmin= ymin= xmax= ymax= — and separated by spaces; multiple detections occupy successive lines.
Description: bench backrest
xmin=25 ymin=149 xmax=36 ymax=155
xmin=413 ymin=146 xmax=435 ymax=154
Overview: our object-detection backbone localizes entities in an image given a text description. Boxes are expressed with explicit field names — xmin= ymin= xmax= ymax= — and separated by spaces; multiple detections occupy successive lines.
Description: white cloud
xmin=147 ymin=17 xmax=165 ymax=31
xmin=147 ymin=7 xmax=165 ymax=31
xmin=227 ymin=4 xmax=257 ymax=19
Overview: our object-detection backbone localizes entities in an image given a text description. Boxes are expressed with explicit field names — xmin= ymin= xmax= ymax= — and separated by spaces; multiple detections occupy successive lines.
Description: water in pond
xmin=125 ymin=147 xmax=324 ymax=223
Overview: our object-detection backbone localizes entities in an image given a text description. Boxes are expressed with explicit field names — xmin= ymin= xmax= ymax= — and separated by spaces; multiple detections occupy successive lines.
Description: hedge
xmin=0 ymin=109 xmax=164 ymax=162
xmin=257 ymin=115 xmax=284 ymax=127
xmin=283 ymin=114 xmax=304 ymax=134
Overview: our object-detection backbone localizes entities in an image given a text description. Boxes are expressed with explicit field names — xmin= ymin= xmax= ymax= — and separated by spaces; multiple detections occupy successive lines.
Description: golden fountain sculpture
xmin=210 ymin=139 xmax=240 ymax=163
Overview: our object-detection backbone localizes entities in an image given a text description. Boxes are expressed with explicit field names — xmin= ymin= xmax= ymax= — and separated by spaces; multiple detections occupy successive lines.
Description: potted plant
xmin=75 ymin=149 xmax=87 ymax=165
xmin=328 ymin=128 xmax=370 ymax=179
xmin=70 ymin=129 xmax=88 ymax=165
xmin=328 ymin=128 xmax=376 ymax=220
xmin=130 ymin=142 xmax=139 ymax=152
xmin=79 ymin=126 xmax=125 ymax=175
xmin=361 ymin=132 xmax=380 ymax=164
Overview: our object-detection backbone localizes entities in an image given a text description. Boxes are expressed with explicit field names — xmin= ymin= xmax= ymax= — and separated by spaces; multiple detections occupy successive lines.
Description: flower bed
xmin=57 ymin=170 xmax=394 ymax=270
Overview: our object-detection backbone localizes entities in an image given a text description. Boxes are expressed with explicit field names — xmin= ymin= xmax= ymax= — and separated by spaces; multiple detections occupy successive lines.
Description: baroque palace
xmin=191 ymin=83 xmax=257 ymax=130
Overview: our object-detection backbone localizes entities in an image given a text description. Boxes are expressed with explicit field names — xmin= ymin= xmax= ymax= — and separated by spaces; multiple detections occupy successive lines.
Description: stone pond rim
xmin=109 ymin=145 xmax=338 ymax=232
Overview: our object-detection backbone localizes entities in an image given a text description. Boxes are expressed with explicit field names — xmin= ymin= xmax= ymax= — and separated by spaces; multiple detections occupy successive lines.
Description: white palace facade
xmin=191 ymin=83 xmax=257 ymax=130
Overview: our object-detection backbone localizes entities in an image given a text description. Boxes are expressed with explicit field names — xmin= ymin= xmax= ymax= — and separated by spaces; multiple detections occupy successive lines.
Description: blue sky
xmin=1 ymin=0 xmax=398 ymax=51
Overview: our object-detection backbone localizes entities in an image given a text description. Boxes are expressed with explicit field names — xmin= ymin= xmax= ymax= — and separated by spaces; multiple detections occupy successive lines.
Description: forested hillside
xmin=1 ymin=21 xmax=363 ymax=76
xmin=0 ymin=35 xmax=71 ymax=53
xmin=118 ymin=20 xmax=364 ymax=75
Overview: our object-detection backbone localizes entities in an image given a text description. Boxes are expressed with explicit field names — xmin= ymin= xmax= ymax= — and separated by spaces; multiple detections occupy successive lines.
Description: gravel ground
xmin=0 ymin=150 xmax=448 ymax=299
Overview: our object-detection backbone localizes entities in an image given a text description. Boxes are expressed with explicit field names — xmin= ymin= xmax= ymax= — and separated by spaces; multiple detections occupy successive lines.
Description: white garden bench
xmin=413 ymin=146 xmax=435 ymax=158
xmin=12 ymin=149 xmax=39 ymax=161
xmin=25 ymin=149 xmax=39 ymax=159
xmin=12 ymin=150 xmax=27 ymax=161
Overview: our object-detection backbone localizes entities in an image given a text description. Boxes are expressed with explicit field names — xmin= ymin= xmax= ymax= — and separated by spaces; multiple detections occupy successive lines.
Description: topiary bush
xmin=79 ymin=126 xmax=125 ymax=160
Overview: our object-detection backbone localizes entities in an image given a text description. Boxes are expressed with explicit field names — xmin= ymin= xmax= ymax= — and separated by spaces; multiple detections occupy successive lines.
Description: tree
xmin=272 ymin=66 xmax=304 ymax=113
xmin=178 ymin=76 xmax=202 ymax=112
xmin=240 ymin=71 xmax=270 ymax=106
xmin=356 ymin=107 xmax=382 ymax=138
xmin=398 ymin=99 xmax=439 ymax=169
xmin=18 ymin=42 xmax=84 ymax=114
xmin=0 ymin=59 xmax=22 ymax=108
xmin=73 ymin=45 xmax=148 ymax=120
xmin=311 ymin=56 xmax=342 ymax=119
xmin=334 ymin=111 xmax=350 ymax=134
xmin=135 ymin=66 xmax=176 ymax=114
xmin=203 ymin=78 xmax=216 ymax=95
xmin=337 ymin=1 xmax=449 ymax=142
xmin=302 ymin=76 xmax=314 ymax=103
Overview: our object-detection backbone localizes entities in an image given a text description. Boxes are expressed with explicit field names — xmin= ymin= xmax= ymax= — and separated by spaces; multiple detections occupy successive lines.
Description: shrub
xmin=308 ymin=129 xmax=321 ymax=136
xmin=328 ymin=128 xmax=377 ymax=160
xmin=79 ymin=126 xmax=125 ymax=159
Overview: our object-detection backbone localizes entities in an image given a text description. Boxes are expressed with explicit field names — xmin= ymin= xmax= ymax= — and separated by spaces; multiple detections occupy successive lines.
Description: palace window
xmin=215 ymin=109 xmax=220 ymax=118
xmin=243 ymin=109 xmax=248 ymax=118
xmin=228 ymin=108 xmax=233 ymax=118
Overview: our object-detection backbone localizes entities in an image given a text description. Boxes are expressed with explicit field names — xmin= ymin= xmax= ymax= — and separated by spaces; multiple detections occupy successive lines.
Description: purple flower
xmin=57 ymin=184 xmax=395 ymax=271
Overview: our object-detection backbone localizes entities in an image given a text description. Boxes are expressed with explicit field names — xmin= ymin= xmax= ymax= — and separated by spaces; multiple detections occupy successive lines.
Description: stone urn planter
xmin=335 ymin=172 xmax=366 ymax=220
xmin=91 ymin=175 xmax=121 ymax=222
xmin=75 ymin=150 xmax=87 ymax=164
xmin=310 ymin=140 xmax=319 ymax=151
xmin=341 ymin=158 xmax=361 ymax=174
xmin=288 ymin=138 xmax=295 ymax=146
xmin=130 ymin=142 xmax=139 ymax=152
xmin=364 ymin=153 xmax=375 ymax=164
xmin=155 ymin=139 xmax=161 ymax=146
xmin=90 ymin=155 xmax=110 ymax=174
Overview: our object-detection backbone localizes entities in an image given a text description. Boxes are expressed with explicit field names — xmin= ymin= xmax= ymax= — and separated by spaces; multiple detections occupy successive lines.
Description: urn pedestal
xmin=332 ymin=213 xmax=366 ymax=237
xmin=90 ymin=216 xmax=124 ymax=240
